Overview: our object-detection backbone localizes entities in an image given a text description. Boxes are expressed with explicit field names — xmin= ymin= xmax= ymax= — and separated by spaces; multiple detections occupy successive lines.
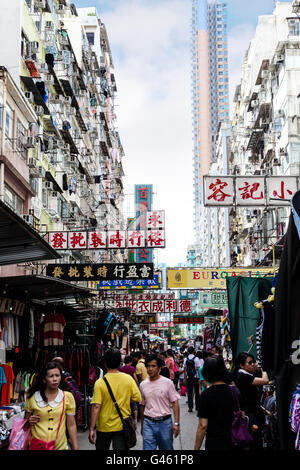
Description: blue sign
xmin=97 ymin=274 xmax=160 ymax=290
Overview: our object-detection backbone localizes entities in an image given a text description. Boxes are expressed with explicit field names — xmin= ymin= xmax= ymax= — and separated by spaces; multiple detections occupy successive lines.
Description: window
xmin=5 ymin=103 xmax=13 ymax=139
xmin=16 ymin=119 xmax=27 ymax=159
xmin=288 ymin=19 xmax=300 ymax=36
xmin=4 ymin=184 xmax=24 ymax=215
xmin=86 ymin=32 xmax=95 ymax=45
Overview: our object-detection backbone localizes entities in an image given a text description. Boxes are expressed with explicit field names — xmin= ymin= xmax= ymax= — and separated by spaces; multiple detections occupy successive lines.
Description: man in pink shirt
xmin=140 ymin=354 xmax=180 ymax=450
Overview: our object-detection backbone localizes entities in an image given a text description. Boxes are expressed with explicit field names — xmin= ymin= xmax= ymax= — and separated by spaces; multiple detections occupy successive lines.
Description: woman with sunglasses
xmin=234 ymin=352 xmax=269 ymax=449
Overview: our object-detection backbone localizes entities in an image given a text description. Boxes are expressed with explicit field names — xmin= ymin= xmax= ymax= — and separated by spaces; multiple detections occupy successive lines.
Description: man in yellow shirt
xmin=133 ymin=351 xmax=149 ymax=383
xmin=89 ymin=348 xmax=141 ymax=450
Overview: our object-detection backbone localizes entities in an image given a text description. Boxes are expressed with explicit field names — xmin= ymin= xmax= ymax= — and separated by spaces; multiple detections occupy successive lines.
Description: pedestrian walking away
xmin=89 ymin=348 xmax=141 ymax=450
xmin=140 ymin=354 xmax=180 ymax=450
xmin=24 ymin=361 xmax=79 ymax=450
xmin=194 ymin=356 xmax=242 ymax=451
xmin=184 ymin=346 xmax=201 ymax=412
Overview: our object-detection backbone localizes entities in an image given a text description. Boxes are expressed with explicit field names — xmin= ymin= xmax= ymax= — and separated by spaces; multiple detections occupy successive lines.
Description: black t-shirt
xmin=235 ymin=372 xmax=260 ymax=415
xmin=197 ymin=384 xmax=235 ymax=450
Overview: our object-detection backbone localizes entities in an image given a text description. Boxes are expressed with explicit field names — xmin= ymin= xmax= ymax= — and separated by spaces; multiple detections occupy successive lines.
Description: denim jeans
xmin=143 ymin=417 xmax=173 ymax=450
xmin=96 ymin=430 xmax=127 ymax=450
xmin=187 ymin=378 xmax=199 ymax=410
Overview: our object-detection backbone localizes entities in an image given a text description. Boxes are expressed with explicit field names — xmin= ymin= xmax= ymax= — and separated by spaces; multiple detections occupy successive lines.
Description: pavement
xmin=77 ymin=395 xmax=201 ymax=451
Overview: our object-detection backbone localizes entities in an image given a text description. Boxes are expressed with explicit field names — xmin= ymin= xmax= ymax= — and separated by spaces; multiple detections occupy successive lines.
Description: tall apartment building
xmin=230 ymin=1 xmax=300 ymax=266
xmin=0 ymin=0 xmax=125 ymax=277
xmin=191 ymin=0 xmax=229 ymax=265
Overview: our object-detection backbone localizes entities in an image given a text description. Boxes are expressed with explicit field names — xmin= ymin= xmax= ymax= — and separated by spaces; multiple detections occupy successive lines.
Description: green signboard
xmin=199 ymin=291 xmax=228 ymax=309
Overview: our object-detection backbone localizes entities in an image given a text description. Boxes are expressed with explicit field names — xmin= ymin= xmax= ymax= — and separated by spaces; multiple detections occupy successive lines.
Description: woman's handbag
xmin=8 ymin=418 xmax=31 ymax=450
xmin=180 ymin=385 xmax=187 ymax=396
xmin=230 ymin=386 xmax=253 ymax=449
xmin=28 ymin=393 xmax=65 ymax=451
xmin=103 ymin=377 xmax=137 ymax=449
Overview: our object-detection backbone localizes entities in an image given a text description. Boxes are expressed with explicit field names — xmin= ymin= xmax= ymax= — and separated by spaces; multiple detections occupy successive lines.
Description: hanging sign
xmin=113 ymin=299 xmax=192 ymax=314
xmin=204 ymin=175 xmax=299 ymax=206
xmin=173 ymin=315 xmax=204 ymax=325
xmin=199 ymin=291 xmax=228 ymax=309
xmin=47 ymin=229 xmax=166 ymax=250
xmin=46 ymin=263 xmax=154 ymax=282
xmin=167 ymin=267 xmax=274 ymax=289
xmin=97 ymin=273 xmax=161 ymax=290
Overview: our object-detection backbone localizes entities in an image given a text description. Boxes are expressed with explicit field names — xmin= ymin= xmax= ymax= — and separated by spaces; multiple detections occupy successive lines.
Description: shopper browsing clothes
xmin=24 ymin=361 xmax=79 ymax=450
xmin=234 ymin=352 xmax=269 ymax=449
xmin=140 ymin=354 xmax=180 ymax=450
xmin=89 ymin=348 xmax=141 ymax=450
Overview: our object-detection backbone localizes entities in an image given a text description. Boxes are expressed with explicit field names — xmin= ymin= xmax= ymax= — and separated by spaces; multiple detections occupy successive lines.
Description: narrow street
xmin=77 ymin=396 xmax=200 ymax=451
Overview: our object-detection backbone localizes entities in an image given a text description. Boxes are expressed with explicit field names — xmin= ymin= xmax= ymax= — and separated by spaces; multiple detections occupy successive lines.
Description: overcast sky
xmin=75 ymin=0 xmax=290 ymax=267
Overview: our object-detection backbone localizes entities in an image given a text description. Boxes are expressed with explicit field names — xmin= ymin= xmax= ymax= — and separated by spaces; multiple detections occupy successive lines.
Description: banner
xmin=47 ymin=263 xmax=154 ymax=282
xmin=167 ymin=267 xmax=275 ymax=289
xmin=135 ymin=184 xmax=153 ymax=262
xmin=97 ymin=273 xmax=161 ymax=290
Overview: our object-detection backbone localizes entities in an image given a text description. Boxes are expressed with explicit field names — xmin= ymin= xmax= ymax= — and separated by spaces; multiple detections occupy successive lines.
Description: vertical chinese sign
xmin=134 ymin=184 xmax=153 ymax=263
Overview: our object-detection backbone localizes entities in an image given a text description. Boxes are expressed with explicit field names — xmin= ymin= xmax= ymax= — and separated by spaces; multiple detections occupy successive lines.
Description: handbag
xmin=28 ymin=393 xmax=65 ymax=451
xmin=103 ymin=377 xmax=136 ymax=449
xmin=230 ymin=386 xmax=253 ymax=449
xmin=180 ymin=385 xmax=187 ymax=397
xmin=8 ymin=418 xmax=31 ymax=450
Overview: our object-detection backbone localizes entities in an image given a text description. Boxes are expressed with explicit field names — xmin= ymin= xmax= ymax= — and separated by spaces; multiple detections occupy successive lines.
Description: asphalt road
xmin=77 ymin=396 xmax=201 ymax=451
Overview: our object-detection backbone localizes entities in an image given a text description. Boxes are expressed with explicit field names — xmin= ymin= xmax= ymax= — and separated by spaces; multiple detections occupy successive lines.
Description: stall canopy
xmin=0 ymin=200 xmax=60 ymax=265
xmin=0 ymin=275 xmax=92 ymax=303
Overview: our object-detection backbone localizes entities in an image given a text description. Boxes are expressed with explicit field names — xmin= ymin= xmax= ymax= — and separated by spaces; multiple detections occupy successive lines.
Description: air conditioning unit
xmin=23 ymin=214 xmax=34 ymax=226
xmin=79 ymin=174 xmax=86 ymax=182
xmin=56 ymin=52 xmax=63 ymax=61
xmin=62 ymin=143 xmax=70 ymax=152
xmin=25 ymin=136 xmax=36 ymax=148
xmin=30 ymin=41 xmax=39 ymax=53
xmin=276 ymin=109 xmax=284 ymax=118
xmin=57 ymin=4 xmax=65 ymax=14
xmin=28 ymin=157 xmax=37 ymax=168
xmin=44 ymin=181 xmax=53 ymax=190
xmin=25 ymin=91 xmax=33 ymax=102
xmin=45 ymin=74 xmax=54 ymax=84
xmin=279 ymin=147 xmax=286 ymax=156
xmin=34 ymin=0 xmax=46 ymax=8
xmin=38 ymin=62 xmax=48 ymax=73
xmin=45 ymin=21 xmax=54 ymax=31
xmin=251 ymin=100 xmax=259 ymax=108
xmin=38 ymin=166 xmax=46 ymax=177
xmin=273 ymin=158 xmax=281 ymax=166
xmin=68 ymin=107 xmax=76 ymax=116
xmin=35 ymin=105 xmax=44 ymax=116
xmin=51 ymin=191 xmax=58 ymax=198
xmin=276 ymin=54 xmax=284 ymax=63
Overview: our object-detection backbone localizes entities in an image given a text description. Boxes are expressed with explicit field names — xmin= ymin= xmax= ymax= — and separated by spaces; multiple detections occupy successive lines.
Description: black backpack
xmin=186 ymin=357 xmax=196 ymax=379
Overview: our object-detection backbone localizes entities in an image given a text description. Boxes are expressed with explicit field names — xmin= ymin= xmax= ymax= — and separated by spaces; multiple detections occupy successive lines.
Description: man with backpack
xmin=183 ymin=347 xmax=201 ymax=412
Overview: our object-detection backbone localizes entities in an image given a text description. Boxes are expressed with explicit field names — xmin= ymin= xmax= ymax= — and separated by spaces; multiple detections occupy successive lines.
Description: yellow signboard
xmin=167 ymin=268 xmax=275 ymax=289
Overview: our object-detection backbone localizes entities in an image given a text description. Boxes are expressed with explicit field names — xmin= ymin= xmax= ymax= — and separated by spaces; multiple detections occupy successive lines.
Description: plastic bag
xmin=8 ymin=418 xmax=31 ymax=450
xmin=180 ymin=385 xmax=187 ymax=396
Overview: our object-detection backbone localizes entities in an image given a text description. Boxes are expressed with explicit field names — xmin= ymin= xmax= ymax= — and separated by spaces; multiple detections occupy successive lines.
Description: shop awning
xmin=0 ymin=275 xmax=91 ymax=302
xmin=0 ymin=200 xmax=60 ymax=265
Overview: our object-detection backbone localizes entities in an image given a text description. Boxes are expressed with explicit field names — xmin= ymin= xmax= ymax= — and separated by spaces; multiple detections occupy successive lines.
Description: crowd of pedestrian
xmin=19 ymin=344 xmax=269 ymax=451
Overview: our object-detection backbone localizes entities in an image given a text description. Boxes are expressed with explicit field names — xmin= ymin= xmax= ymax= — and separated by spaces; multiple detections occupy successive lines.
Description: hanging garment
xmin=44 ymin=313 xmax=66 ymax=346
xmin=0 ymin=364 xmax=14 ymax=406
xmin=255 ymin=307 xmax=265 ymax=368
xmin=28 ymin=309 xmax=35 ymax=349
xmin=290 ymin=390 xmax=300 ymax=450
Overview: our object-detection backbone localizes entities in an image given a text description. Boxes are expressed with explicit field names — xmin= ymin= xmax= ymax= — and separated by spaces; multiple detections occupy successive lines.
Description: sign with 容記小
xmin=203 ymin=175 xmax=299 ymax=206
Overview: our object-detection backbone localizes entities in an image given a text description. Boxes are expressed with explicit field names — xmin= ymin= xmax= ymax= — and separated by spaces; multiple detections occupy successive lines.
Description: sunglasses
xmin=247 ymin=361 xmax=255 ymax=365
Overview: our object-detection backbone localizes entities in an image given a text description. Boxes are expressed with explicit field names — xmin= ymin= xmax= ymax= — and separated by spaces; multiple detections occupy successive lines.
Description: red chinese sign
xmin=204 ymin=176 xmax=299 ymax=207
xmin=147 ymin=211 xmax=165 ymax=229
xmin=114 ymin=299 xmax=192 ymax=314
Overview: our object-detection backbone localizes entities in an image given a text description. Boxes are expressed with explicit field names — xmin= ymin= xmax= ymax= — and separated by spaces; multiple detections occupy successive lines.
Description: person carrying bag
xmin=230 ymin=385 xmax=253 ymax=449
xmin=103 ymin=377 xmax=136 ymax=449
xmin=28 ymin=394 xmax=65 ymax=450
